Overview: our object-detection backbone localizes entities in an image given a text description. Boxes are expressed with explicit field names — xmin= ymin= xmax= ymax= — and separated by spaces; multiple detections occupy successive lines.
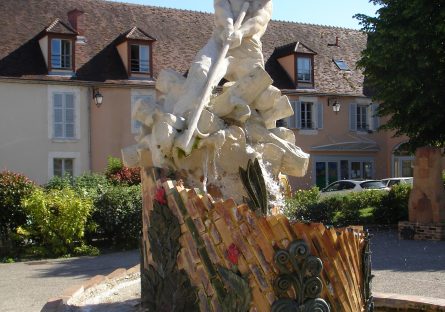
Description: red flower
xmin=227 ymin=243 xmax=240 ymax=265
xmin=154 ymin=187 xmax=167 ymax=205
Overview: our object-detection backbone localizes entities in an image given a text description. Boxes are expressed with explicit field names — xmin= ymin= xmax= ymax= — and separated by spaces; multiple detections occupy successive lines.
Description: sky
xmin=107 ymin=0 xmax=380 ymax=29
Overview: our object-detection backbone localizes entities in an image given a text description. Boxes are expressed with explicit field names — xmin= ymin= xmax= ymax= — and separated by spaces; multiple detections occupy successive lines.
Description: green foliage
xmin=442 ymin=171 xmax=445 ymax=189
xmin=93 ymin=185 xmax=142 ymax=248
xmin=285 ymin=187 xmax=410 ymax=226
xmin=73 ymin=244 xmax=100 ymax=256
xmin=355 ymin=1 xmax=445 ymax=150
xmin=284 ymin=187 xmax=320 ymax=221
xmin=21 ymin=188 xmax=93 ymax=256
xmin=44 ymin=174 xmax=73 ymax=191
xmin=0 ymin=171 xmax=36 ymax=237
xmin=105 ymin=156 xmax=141 ymax=186
xmin=106 ymin=156 xmax=123 ymax=175
xmin=375 ymin=184 xmax=411 ymax=224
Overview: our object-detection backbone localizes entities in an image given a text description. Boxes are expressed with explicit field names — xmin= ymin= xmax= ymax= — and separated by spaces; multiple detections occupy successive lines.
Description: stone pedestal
xmin=401 ymin=147 xmax=445 ymax=241
xmin=408 ymin=147 xmax=445 ymax=224
xmin=399 ymin=221 xmax=445 ymax=241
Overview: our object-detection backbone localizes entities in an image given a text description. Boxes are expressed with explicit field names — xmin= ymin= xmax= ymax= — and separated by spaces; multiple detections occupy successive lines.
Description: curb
xmin=40 ymin=264 xmax=140 ymax=312
xmin=374 ymin=292 xmax=445 ymax=311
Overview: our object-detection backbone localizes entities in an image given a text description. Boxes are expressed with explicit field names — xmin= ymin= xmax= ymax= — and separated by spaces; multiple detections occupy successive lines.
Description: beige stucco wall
xmin=90 ymin=86 xmax=156 ymax=172
xmin=116 ymin=42 xmax=128 ymax=73
xmin=286 ymin=95 xmax=409 ymax=190
xmin=0 ymin=81 xmax=90 ymax=184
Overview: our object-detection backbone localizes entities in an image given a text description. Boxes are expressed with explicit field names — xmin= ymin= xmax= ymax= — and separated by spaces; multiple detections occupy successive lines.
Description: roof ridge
xmin=271 ymin=18 xmax=361 ymax=32
xmin=100 ymin=0 xmax=213 ymax=15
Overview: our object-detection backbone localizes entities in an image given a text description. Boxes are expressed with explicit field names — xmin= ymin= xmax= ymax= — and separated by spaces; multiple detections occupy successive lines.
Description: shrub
xmin=44 ymin=174 xmax=73 ymax=191
xmin=93 ymin=185 xmax=142 ymax=248
xmin=284 ymin=187 xmax=320 ymax=221
xmin=21 ymin=188 xmax=93 ymax=256
xmin=105 ymin=156 xmax=141 ymax=186
xmin=0 ymin=171 xmax=36 ymax=237
xmin=375 ymin=184 xmax=411 ymax=224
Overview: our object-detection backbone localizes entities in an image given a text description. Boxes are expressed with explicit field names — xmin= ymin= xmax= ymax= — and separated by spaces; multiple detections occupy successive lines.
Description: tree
xmin=355 ymin=0 xmax=445 ymax=150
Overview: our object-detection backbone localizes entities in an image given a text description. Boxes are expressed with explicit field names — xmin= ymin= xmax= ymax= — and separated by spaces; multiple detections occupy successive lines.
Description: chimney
xmin=68 ymin=9 xmax=85 ymax=36
xmin=328 ymin=36 xmax=340 ymax=47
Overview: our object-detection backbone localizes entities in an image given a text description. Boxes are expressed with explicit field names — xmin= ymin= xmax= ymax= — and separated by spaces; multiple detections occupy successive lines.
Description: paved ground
xmin=0 ymin=250 xmax=139 ymax=312
xmin=370 ymin=228 xmax=445 ymax=299
xmin=0 ymin=230 xmax=444 ymax=312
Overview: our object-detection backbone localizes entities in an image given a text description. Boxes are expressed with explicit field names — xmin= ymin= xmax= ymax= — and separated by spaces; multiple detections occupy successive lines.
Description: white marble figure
xmin=125 ymin=0 xmax=310 ymax=203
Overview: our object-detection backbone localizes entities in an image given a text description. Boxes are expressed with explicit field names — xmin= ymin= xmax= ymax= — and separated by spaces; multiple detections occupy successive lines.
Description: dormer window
xmin=38 ymin=19 xmax=77 ymax=75
xmin=274 ymin=41 xmax=316 ymax=90
xmin=51 ymin=38 xmax=72 ymax=69
xmin=116 ymin=27 xmax=156 ymax=79
xmin=130 ymin=44 xmax=150 ymax=73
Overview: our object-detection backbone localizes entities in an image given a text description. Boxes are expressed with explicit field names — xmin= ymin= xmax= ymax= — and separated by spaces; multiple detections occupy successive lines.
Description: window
xmin=356 ymin=105 xmax=368 ymax=131
xmin=315 ymin=157 xmax=374 ymax=188
xmin=51 ymin=39 xmax=72 ymax=69
xmin=48 ymin=152 xmax=80 ymax=180
xmin=53 ymin=158 xmax=74 ymax=177
xmin=288 ymin=99 xmax=323 ymax=130
xmin=349 ymin=103 xmax=379 ymax=132
xmin=53 ymin=92 xmax=75 ymax=139
xmin=130 ymin=44 xmax=150 ymax=73
xmin=300 ymin=102 xmax=313 ymax=129
xmin=297 ymin=56 xmax=312 ymax=82
xmin=333 ymin=59 xmax=350 ymax=71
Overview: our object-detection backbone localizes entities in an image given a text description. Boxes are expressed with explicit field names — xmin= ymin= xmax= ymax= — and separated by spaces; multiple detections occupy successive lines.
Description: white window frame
xmin=287 ymin=97 xmax=322 ymax=134
xmin=297 ymin=56 xmax=312 ymax=82
xmin=51 ymin=38 xmax=72 ymax=70
xmin=356 ymin=104 xmax=368 ymax=131
xmin=48 ymin=152 xmax=80 ymax=180
xmin=130 ymin=44 xmax=150 ymax=73
xmin=131 ymin=89 xmax=155 ymax=134
xmin=48 ymin=86 xmax=81 ymax=141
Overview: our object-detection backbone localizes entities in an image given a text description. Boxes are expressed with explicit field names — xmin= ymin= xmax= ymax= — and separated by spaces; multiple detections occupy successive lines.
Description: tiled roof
xmin=0 ymin=0 xmax=367 ymax=95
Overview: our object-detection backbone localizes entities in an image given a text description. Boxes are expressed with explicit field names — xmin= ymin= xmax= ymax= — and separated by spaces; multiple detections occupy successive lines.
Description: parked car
xmin=320 ymin=180 xmax=389 ymax=197
xmin=381 ymin=177 xmax=413 ymax=188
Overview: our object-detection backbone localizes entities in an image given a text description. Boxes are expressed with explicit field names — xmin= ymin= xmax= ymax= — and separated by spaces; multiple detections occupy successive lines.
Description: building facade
xmin=0 ymin=0 xmax=416 ymax=188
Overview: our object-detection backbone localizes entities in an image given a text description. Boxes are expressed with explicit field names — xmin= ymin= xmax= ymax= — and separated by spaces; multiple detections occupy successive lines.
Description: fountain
xmin=122 ymin=0 xmax=373 ymax=311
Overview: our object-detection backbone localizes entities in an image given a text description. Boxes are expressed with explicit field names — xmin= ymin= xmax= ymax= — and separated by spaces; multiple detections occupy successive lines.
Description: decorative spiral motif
xmin=304 ymin=256 xmax=323 ymax=277
xmin=273 ymin=274 xmax=293 ymax=294
xmin=289 ymin=240 xmax=309 ymax=261
xmin=304 ymin=277 xmax=323 ymax=298
xmin=271 ymin=298 xmax=299 ymax=312
xmin=303 ymin=298 xmax=330 ymax=312
xmin=275 ymin=249 xmax=290 ymax=266
xmin=272 ymin=240 xmax=330 ymax=312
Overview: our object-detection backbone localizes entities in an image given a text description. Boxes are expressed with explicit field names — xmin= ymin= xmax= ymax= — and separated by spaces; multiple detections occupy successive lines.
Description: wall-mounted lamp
xmin=93 ymin=88 xmax=103 ymax=108
xmin=328 ymin=97 xmax=341 ymax=114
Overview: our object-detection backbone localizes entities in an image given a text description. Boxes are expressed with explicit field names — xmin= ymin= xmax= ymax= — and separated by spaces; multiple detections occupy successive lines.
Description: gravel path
xmin=370 ymin=228 xmax=445 ymax=299
xmin=0 ymin=250 xmax=139 ymax=312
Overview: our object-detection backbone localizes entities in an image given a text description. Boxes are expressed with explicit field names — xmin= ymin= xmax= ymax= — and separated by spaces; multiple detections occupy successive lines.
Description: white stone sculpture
xmin=124 ymin=0 xmax=310 ymax=203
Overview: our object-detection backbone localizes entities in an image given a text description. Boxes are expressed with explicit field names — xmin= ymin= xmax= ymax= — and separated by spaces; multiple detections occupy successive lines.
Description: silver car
xmin=381 ymin=177 xmax=413 ymax=188
xmin=320 ymin=179 xmax=389 ymax=197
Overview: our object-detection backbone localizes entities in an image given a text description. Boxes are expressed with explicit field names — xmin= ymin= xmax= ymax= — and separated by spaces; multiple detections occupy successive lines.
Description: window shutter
xmin=371 ymin=103 xmax=380 ymax=131
xmin=295 ymin=101 xmax=301 ymax=129
xmin=286 ymin=101 xmax=296 ymax=128
xmin=53 ymin=93 xmax=63 ymax=138
xmin=316 ymin=102 xmax=323 ymax=129
xmin=349 ymin=103 xmax=357 ymax=131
